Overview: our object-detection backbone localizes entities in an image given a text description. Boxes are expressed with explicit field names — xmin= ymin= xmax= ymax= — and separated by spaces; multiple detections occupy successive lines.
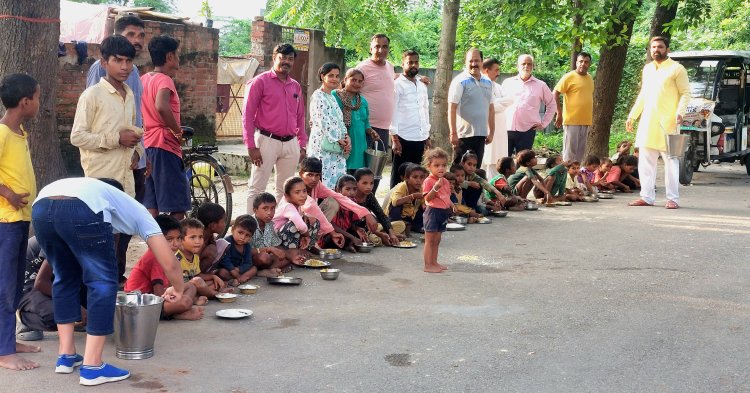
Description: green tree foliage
xmin=218 ymin=18 xmax=251 ymax=57
xmin=265 ymin=0 xmax=442 ymax=65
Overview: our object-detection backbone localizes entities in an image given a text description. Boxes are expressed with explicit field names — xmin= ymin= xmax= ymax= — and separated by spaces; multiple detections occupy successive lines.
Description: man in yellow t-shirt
xmin=554 ymin=52 xmax=595 ymax=162
xmin=626 ymin=36 xmax=690 ymax=209
xmin=0 ymin=73 xmax=41 ymax=371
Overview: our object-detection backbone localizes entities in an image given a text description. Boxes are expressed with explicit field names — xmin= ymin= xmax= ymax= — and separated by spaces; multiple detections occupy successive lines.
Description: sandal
xmin=628 ymin=199 xmax=653 ymax=207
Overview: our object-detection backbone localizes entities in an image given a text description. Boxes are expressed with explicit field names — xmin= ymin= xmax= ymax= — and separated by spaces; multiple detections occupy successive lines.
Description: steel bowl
xmin=216 ymin=293 xmax=238 ymax=303
xmin=452 ymin=216 xmax=468 ymax=225
xmin=596 ymin=193 xmax=614 ymax=199
xmin=355 ymin=243 xmax=374 ymax=253
xmin=319 ymin=268 xmax=340 ymax=280
xmin=490 ymin=210 xmax=509 ymax=217
xmin=319 ymin=248 xmax=343 ymax=260
xmin=267 ymin=276 xmax=303 ymax=285
xmin=526 ymin=202 xmax=539 ymax=211
xmin=238 ymin=284 xmax=258 ymax=294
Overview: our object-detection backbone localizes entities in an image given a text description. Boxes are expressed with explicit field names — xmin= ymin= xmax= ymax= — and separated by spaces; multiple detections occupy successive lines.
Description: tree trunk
xmin=429 ymin=0 xmax=460 ymax=151
xmin=649 ymin=0 xmax=678 ymax=39
xmin=0 ymin=0 xmax=67 ymax=189
xmin=586 ymin=0 xmax=642 ymax=157
xmin=570 ymin=0 xmax=583 ymax=70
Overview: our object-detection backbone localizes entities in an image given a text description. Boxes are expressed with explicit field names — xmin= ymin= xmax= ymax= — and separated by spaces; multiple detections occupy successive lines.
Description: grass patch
xmin=533 ymin=129 xmax=635 ymax=156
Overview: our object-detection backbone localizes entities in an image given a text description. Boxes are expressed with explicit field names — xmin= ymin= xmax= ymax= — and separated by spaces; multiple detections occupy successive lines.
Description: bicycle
xmin=181 ymin=126 xmax=233 ymax=237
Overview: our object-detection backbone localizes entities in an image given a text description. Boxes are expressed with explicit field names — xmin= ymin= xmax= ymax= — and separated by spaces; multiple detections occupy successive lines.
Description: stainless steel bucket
xmin=114 ymin=291 xmax=164 ymax=360
xmin=365 ymin=139 xmax=388 ymax=179
xmin=666 ymin=134 xmax=690 ymax=159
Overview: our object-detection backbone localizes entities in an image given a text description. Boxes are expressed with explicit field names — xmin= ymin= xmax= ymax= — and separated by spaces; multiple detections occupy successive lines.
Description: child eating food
xmin=353 ymin=168 xmax=404 ymax=246
xmin=385 ymin=164 xmax=427 ymax=236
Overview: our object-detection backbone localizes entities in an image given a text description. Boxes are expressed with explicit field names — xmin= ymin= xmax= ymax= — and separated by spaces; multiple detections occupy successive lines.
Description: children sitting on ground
xmin=539 ymin=155 xmax=569 ymax=203
xmin=446 ymin=170 xmax=482 ymax=223
xmin=616 ymin=155 xmax=641 ymax=191
xmin=563 ymin=161 xmax=585 ymax=201
xmin=385 ymin=163 xmax=427 ymax=235
xmin=194 ymin=202 xmax=227 ymax=273
xmin=273 ymin=177 xmax=320 ymax=252
xmin=458 ymin=151 xmax=505 ymax=213
xmin=219 ymin=215 xmax=281 ymax=284
xmin=251 ymin=192 xmax=303 ymax=270
xmin=328 ymin=175 xmax=368 ymax=252
xmin=422 ymin=148 xmax=453 ymax=273
xmin=300 ymin=157 xmax=375 ymax=250
xmin=578 ymin=155 xmax=600 ymax=195
xmin=125 ymin=215 xmax=205 ymax=320
xmin=381 ymin=162 xmax=412 ymax=211
xmin=485 ymin=157 xmax=525 ymax=211
xmin=595 ymin=158 xmax=631 ymax=192
xmin=353 ymin=168 xmax=405 ymax=246
xmin=508 ymin=150 xmax=552 ymax=203
xmin=177 ymin=218 xmax=230 ymax=298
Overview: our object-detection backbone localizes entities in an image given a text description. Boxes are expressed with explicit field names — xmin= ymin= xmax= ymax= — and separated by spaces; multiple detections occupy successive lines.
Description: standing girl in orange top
xmin=421 ymin=148 xmax=454 ymax=273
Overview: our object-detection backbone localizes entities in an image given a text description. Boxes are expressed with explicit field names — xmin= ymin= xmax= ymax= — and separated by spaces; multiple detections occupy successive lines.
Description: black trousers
xmin=390 ymin=136 xmax=427 ymax=188
xmin=453 ymin=136 xmax=486 ymax=167
xmin=507 ymin=129 xmax=537 ymax=156
xmin=368 ymin=127 xmax=391 ymax=192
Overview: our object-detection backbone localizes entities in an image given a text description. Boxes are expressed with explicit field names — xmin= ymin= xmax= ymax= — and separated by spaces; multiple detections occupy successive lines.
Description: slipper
xmin=628 ymin=199 xmax=653 ymax=206
xmin=665 ymin=200 xmax=679 ymax=209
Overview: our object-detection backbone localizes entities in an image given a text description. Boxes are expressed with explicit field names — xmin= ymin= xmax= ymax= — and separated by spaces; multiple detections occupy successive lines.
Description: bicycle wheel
xmin=184 ymin=154 xmax=233 ymax=237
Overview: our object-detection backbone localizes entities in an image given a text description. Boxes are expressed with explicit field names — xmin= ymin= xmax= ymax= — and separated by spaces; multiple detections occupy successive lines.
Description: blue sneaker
xmin=55 ymin=353 xmax=83 ymax=374
xmin=79 ymin=363 xmax=130 ymax=386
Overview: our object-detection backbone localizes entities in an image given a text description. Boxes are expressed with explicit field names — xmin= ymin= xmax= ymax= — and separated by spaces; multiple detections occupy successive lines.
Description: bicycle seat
xmin=181 ymin=126 xmax=195 ymax=139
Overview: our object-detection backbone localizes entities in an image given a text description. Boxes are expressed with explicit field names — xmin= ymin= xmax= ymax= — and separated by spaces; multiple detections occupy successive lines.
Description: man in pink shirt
xmin=357 ymin=34 xmax=396 ymax=190
xmin=243 ymin=44 xmax=307 ymax=209
xmin=501 ymin=54 xmax=556 ymax=156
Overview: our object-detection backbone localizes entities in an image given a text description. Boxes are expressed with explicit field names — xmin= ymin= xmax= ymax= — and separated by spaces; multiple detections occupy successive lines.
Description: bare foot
xmin=424 ymin=265 xmax=443 ymax=273
xmin=257 ymin=268 xmax=282 ymax=278
xmin=16 ymin=342 xmax=41 ymax=353
xmin=173 ymin=306 xmax=204 ymax=321
xmin=438 ymin=263 xmax=449 ymax=270
xmin=0 ymin=354 xmax=39 ymax=371
xmin=227 ymin=279 xmax=240 ymax=287
xmin=194 ymin=296 xmax=208 ymax=306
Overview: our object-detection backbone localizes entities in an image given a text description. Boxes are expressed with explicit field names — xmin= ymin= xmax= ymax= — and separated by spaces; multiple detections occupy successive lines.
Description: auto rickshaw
xmin=669 ymin=50 xmax=750 ymax=184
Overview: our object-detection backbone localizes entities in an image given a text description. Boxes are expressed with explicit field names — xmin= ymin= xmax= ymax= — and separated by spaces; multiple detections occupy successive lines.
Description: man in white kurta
xmin=626 ymin=36 xmax=690 ymax=209
xmin=480 ymin=58 xmax=514 ymax=178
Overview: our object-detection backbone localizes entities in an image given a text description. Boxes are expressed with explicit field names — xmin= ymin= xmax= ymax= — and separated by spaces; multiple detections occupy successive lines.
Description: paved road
xmin=6 ymin=163 xmax=750 ymax=392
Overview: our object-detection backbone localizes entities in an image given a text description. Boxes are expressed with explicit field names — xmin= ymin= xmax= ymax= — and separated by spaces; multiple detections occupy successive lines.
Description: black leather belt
xmin=258 ymin=129 xmax=294 ymax=142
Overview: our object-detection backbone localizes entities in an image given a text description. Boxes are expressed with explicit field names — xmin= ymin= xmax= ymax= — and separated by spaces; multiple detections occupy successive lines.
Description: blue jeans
xmin=0 ymin=221 xmax=30 ymax=355
xmin=32 ymin=199 xmax=118 ymax=336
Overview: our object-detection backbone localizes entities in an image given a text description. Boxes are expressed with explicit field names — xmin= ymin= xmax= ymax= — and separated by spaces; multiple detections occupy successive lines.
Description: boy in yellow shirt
xmin=176 ymin=218 xmax=229 ymax=299
xmin=0 ymin=73 xmax=41 ymax=371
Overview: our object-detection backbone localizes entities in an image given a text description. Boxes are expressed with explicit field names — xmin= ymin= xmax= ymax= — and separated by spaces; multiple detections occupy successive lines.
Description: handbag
xmin=321 ymin=136 xmax=343 ymax=153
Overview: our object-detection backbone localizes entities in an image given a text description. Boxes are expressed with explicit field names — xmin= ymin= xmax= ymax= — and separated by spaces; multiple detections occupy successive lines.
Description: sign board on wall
xmin=293 ymin=29 xmax=310 ymax=51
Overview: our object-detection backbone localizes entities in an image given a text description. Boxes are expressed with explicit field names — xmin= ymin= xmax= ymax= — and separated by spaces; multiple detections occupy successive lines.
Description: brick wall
xmin=57 ymin=20 xmax=219 ymax=175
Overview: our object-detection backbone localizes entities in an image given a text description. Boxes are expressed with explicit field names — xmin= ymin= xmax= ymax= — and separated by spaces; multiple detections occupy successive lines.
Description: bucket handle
xmin=371 ymin=138 xmax=384 ymax=152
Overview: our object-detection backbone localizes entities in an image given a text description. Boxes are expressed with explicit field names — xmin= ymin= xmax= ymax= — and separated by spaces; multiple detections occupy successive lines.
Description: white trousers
xmin=639 ymin=146 xmax=679 ymax=205
xmin=246 ymin=134 xmax=300 ymax=211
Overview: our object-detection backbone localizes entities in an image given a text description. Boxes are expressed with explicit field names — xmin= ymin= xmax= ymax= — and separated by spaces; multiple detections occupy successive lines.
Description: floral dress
xmin=308 ymin=89 xmax=348 ymax=189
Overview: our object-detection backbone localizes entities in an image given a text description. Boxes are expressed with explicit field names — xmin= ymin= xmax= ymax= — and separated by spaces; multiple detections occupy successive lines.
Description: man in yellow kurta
xmin=626 ymin=36 xmax=690 ymax=209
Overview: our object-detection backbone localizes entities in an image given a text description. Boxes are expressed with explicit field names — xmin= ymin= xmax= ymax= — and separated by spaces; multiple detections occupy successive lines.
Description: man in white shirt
xmin=448 ymin=48 xmax=495 ymax=166
xmin=389 ymin=50 xmax=431 ymax=188
xmin=481 ymin=58 xmax=514 ymax=177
